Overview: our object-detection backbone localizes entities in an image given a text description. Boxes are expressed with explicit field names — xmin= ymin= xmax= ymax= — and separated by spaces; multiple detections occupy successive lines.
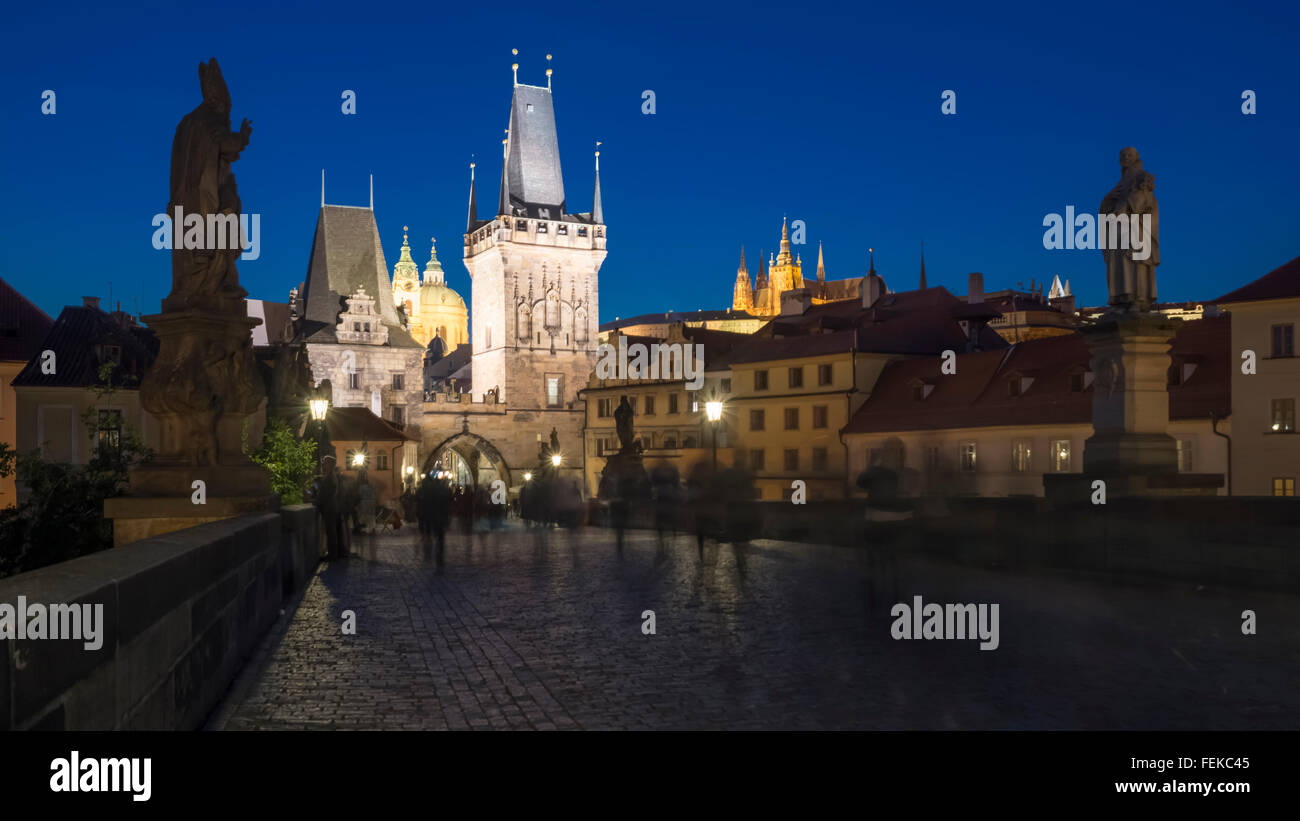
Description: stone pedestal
xmin=105 ymin=307 xmax=274 ymax=546
xmin=1082 ymin=313 xmax=1181 ymax=474
xmin=597 ymin=452 xmax=650 ymax=500
xmin=1044 ymin=311 xmax=1222 ymax=502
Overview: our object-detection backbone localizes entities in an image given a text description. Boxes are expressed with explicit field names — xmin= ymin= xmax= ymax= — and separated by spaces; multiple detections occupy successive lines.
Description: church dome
xmin=418 ymin=237 xmax=466 ymax=308
xmin=420 ymin=280 xmax=466 ymax=309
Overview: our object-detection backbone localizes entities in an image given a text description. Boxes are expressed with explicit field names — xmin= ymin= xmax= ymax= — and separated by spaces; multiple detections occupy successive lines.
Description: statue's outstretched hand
xmin=240 ymin=118 xmax=253 ymax=143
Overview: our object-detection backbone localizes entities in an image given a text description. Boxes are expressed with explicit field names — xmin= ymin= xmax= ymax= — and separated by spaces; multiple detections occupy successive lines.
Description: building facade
xmin=1215 ymin=254 xmax=1300 ymax=496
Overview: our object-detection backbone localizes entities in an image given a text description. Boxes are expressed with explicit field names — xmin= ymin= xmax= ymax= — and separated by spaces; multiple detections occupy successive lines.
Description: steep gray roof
xmin=505 ymin=84 xmax=566 ymax=215
xmin=300 ymin=205 xmax=419 ymax=347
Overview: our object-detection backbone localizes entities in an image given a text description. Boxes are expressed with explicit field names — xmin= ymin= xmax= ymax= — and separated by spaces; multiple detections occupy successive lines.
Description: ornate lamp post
xmin=309 ymin=382 xmax=332 ymax=475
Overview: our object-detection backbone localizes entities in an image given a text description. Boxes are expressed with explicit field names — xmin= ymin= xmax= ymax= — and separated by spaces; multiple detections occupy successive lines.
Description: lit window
xmin=1051 ymin=439 xmax=1071 ymax=472
xmin=959 ymin=442 xmax=977 ymax=472
xmin=1012 ymin=440 xmax=1032 ymax=472
xmin=1177 ymin=439 xmax=1194 ymax=472
xmin=1274 ymin=477 xmax=1296 ymax=497
xmin=96 ymin=409 xmax=123 ymax=454
xmin=1271 ymin=398 xmax=1296 ymax=432
xmin=547 ymin=375 xmax=562 ymax=408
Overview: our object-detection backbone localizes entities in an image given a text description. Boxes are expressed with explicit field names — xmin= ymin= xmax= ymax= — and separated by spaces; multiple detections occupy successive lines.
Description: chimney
xmin=780 ymin=288 xmax=812 ymax=317
xmin=967 ymin=273 xmax=984 ymax=305
xmin=862 ymin=275 xmax=885 ymax=309
xmin=82 ymin=296 xmax=101 ymax=310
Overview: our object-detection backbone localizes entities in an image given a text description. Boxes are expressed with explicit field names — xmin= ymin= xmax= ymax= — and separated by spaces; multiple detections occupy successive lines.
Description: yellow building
xmin=579 ymin=324 xmax=747 ymax=496
xmin=391 ymin=229 xmax=467 ymax=352
xmin=1214 ymin=254 xmax=1300 ymax=496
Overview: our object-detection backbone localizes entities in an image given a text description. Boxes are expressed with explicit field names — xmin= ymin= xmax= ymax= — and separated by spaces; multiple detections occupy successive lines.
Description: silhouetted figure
xmin=651 ymin=462 xmax=681 ymax=550
xmin=418 ymin=475 xmax=452 ymax=556
xmin=316 ymin=459 xmax=344 ymax=560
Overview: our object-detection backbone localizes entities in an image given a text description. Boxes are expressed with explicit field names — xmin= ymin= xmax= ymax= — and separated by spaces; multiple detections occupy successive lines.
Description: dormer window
xmin=577 ymin=227 xmax=588 ymax=237
xmin=1007 ymin=372 xmax=1035 ymax=396
xmin=100 ymin=344 xmax=122 ymax=365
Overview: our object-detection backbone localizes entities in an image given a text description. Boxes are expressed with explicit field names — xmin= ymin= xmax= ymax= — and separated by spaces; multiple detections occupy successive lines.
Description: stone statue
xmin=614 ymin=395 xmax=635 ymax=454
xmin=1099 ymin=147 xmax=1160 ymax=312
xmin=168 ymin=57 xmax=252 ymax=311
xmin=137 ymin=58 xmax=265 ymax=468
xmin=549 ymin=428 xmax=560 ymax=456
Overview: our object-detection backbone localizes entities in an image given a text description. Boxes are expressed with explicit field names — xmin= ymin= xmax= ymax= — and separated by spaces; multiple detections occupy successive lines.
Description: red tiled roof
xmin=842 ymin=317 xmax=1230 ymax=434
xmin=1214 ymin=254 xmax=1300 ymax=304
xmin=325 ymin=406 xmax=416 ymax=442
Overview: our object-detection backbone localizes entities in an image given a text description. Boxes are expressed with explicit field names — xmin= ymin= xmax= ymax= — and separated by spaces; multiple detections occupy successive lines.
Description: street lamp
xmin=308 ymin=383 xmax=332 ymax=476
xmin=309 ymin=397 xmax=329 ymax=421
xmin=705 ymin=400 xmax=723 ymax=471
xmin=352 ymin=451 xmax=366 ymax=468
xmin=524 ymin=472 xmax=532 ymax=482
xmin=551 ymin=453 xmax=562 ymax=467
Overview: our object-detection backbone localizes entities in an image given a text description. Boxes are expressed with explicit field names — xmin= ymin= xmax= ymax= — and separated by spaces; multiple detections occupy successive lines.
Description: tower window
xmin=348 ymin=372 xmax=359 ymax=390
xmin=392 ymin=374 xmax=404 ymax=390
xmin=537 ymin=222 xmax=548 ymax=233
xmin=577 ymin=227 xmax=588 ymax=237
xmin=557 ymin=225 xmax=568 ymax=235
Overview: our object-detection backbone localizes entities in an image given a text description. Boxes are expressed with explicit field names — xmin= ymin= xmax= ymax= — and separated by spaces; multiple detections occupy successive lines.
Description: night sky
xmin=3 ymin=0 xmax=1297 ymax=323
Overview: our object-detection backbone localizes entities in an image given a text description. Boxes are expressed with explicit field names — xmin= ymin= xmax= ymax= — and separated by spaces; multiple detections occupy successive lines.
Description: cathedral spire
xmin=738 ymin=245 xmax=748 ymax=273
xmin=776 ymin=216 xmax=793 ymax=266
xmin=466 ymin=162 xmax=478 ymax=232
xmin=816 ymin=242 xmax=825 ymax=282
xmin=919 ymin=246 xmax=928 ymax=290
xmin=592 ymin=143 xmax=603 ymax=225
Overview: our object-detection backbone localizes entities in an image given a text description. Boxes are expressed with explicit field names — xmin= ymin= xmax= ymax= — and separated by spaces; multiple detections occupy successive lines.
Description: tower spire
xmin=776 ymin=216 xmax=792 ymax=265
xmin=738 ymin=245 xmax=748 ymax=273
xmin=467 ymin=161 xmax=478 ymax=232
xmin=919 ymin=244 xmax=927 ymax=290
xmin=321 ymin=169 xmax=325 ymax=207
xmin=592 ymin=142 xmax=603 ymax=224
xmin=816 ymin=241 xmax=825 ymax=283
xmin=498 ymin=132 xmax=509 ymax=216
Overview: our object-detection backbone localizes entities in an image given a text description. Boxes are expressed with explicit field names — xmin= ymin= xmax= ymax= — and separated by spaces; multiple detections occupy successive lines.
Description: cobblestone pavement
xmin=212 ymin=524 xmax=1300 ymax=730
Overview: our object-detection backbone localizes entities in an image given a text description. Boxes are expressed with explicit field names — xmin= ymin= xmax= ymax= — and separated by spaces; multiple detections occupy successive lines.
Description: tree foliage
xmin=245 ymin=417 xmax=317 ymax=505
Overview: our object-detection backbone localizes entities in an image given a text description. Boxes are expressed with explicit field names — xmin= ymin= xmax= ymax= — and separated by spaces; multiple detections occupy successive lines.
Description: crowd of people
xmin=310 ymin=459 xmax=759 ymax=561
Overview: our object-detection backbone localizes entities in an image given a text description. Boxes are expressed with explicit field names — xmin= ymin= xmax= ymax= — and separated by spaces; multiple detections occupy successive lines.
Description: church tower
xmin=463 ymin=58 xmax=606 ymax=407
xmin=732 ymin=247 xmax=753 ymax=312
xmin=391 ymin=226 xmax=421 ymax=332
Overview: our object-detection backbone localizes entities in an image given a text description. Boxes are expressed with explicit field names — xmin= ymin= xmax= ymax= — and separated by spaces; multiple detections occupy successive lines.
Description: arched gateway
xmin=423 ymin=431 xmax=511 ymax=491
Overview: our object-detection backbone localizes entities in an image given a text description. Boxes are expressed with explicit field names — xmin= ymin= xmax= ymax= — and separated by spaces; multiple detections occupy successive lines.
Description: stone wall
xmin=0 ymin=504 xmax=320 ymax=730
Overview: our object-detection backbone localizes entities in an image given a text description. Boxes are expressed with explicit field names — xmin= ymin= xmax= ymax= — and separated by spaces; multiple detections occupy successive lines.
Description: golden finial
xmin=402 ymin=225 xmax=409 ymax=242
xmin=512 ymin=49 xmax=519 ymax=85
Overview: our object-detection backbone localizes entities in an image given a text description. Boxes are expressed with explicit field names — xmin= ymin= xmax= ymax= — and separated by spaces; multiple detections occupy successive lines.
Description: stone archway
xmin=423 ymin=431 xmax=512 ymax=491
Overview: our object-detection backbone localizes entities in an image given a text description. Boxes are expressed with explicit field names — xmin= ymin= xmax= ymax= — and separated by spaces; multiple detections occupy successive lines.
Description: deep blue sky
xmin=3 ymin=1 xmax=1298 ymax=324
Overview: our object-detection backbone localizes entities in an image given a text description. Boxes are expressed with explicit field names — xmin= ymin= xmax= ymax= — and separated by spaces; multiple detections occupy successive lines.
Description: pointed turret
xmin=733 ymin=246 xmax=753 ymax=312
xmin=816 ymin=242 xmax=826 ymax=283
xmin=466 ymin=162 xmax=478 ymax=232
xmin=919 ymin=249 xmax=928 ymax=290
xmin=592 ymin=146 xmax=603 ymax=225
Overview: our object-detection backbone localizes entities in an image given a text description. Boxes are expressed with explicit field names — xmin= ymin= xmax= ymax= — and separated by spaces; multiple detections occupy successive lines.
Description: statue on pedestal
xmin=614 ymin=396 xmax=635 ymax=454
xmin=1099 ymin=147 xmax=1160 ymax=313
xmin=167 ymin=58 xmax=252 ymax=311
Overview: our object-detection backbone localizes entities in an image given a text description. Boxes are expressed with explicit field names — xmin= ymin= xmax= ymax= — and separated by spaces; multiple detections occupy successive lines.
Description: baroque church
xmin=732 ymin=218 xmax=863 ymax=316
xmin=390 ymin=229 xmax=468 ymax=355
